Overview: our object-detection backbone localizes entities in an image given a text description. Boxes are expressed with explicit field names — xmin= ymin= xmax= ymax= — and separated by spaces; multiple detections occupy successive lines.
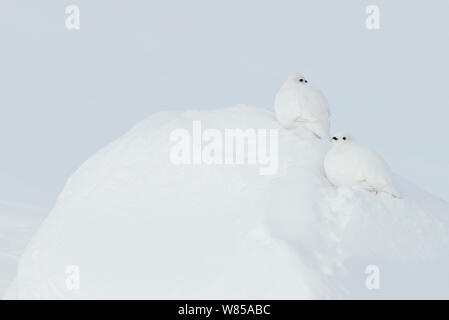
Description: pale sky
xmin=1 ymin=0 xmax=448 ymax=207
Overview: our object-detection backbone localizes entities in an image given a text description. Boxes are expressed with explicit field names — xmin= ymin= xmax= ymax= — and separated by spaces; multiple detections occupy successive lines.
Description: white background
xmin=1 ymin=0 xmax=448 ymax=207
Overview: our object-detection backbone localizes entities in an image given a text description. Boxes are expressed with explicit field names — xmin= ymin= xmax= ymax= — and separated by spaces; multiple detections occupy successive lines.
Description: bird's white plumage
xmin=274 ymin=74 xmax=330 ymax=139
xmin=324 ymin=133 xmax=401 ymax=198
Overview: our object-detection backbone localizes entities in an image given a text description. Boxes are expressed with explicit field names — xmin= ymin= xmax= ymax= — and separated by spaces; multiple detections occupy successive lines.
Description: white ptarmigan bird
xmin=274 ymin=74 xmax=330 ymax=139
xmin=324 ymin=133 xmax=401 ymax=198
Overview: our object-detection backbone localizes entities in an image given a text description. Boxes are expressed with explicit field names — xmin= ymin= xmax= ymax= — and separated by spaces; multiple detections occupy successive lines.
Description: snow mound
xmin=6 ymin=105 xmax=449 ymax=299
xmin=0 ymin=201 xmax=47 ymax=297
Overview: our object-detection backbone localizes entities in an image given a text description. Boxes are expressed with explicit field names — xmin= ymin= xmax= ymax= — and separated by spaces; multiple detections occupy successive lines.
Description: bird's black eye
xmin=305 ymin=80 xmax=308 ymax=83
xmin=332 ymin=137 xmax=338 ymax=140
xmin=299 ymin=79 xmax=304 ymax=82
xmin=342 ymin=137 xmax=346 ymax=140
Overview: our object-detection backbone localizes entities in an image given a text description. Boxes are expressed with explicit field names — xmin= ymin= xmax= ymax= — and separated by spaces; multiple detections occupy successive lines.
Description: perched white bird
xmin=274 ymin=74 xmax=330 ymax=139
xmin=324 ymin=133 xmax=401 ymax=198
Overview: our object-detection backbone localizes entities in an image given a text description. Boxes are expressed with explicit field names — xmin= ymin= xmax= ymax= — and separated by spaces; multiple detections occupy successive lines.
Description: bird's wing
xmin=294 ymin=115 xmax=318 ymax=123
xmin=359 ymin=180 xmax=379 ymax=193
xmin=357 ymin=149 xmax=401 ymax=197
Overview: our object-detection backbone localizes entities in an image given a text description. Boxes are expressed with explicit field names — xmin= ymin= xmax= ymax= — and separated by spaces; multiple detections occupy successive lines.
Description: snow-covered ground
xmin=4 ymin=106 xmax=449 ymax=299
xmin=0 ymin=201 xmax=47 ymax=297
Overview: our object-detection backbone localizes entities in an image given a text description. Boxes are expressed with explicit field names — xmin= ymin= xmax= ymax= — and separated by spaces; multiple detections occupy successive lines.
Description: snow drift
xmin=5 ymin=105 xmax=449 ymax=299
xmin=0 ymin=201 xmax=47 ymax=297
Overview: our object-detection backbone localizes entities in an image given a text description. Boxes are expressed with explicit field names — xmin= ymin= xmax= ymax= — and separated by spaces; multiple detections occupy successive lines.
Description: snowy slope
xmin=0 ymin=201 xmax=47 ymax=297
xmin=5 ymin=106 xmax=449 ymax=299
